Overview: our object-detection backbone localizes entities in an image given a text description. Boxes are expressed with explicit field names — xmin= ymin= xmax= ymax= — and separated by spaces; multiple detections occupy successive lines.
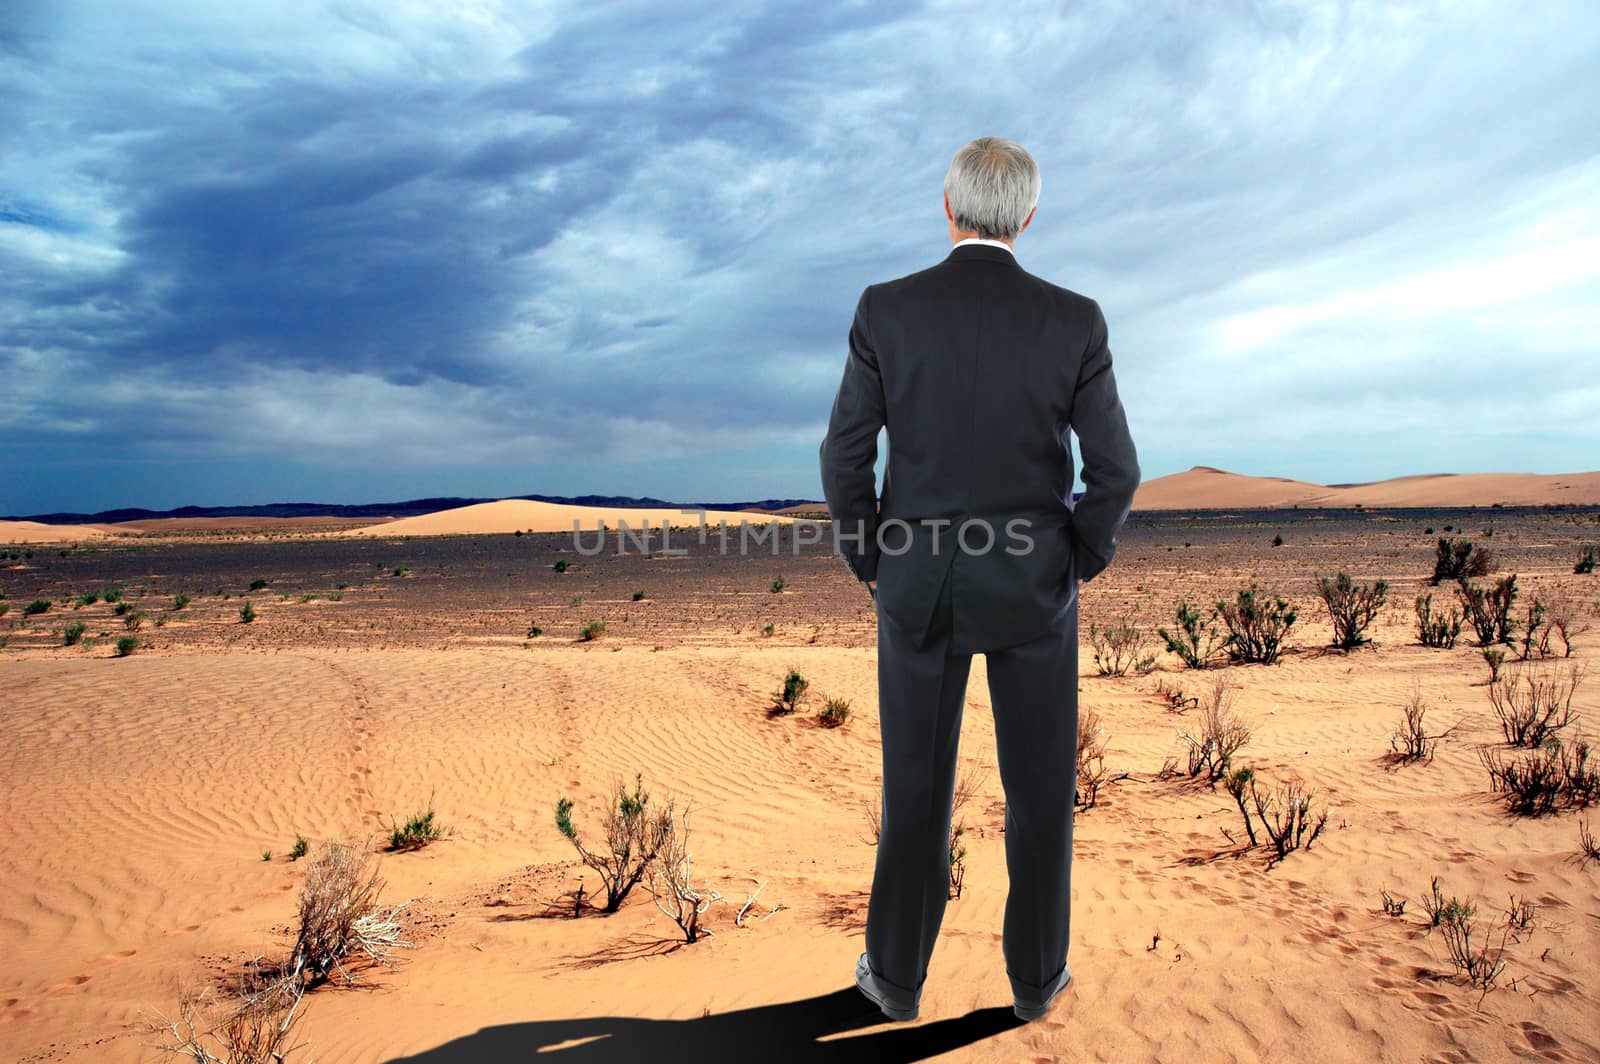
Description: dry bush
xmin=1224 ymin=768 xmax=1329 ymax=861
xmin=148 ymin=975 xmax=308 ymax=1064
xmin=1317 ymin=572 xmax=1386 ymax=650
xmin=1488 ymin=660 xmax=1584 ymax=747
xmin=1177 ymin=676 xmax=1251 ymax=783
xmin=555 ymin=771 xmax=672 ymax=913
xmin=1457 ymin=574 xmax=1518 ymax=647
xmin=1089 ymin=614 xmax=1157 ymax=676
xmin=1544 ymin=592 xmax=1590 ymax=657
xmin=287 ymin=836 xmax=411 ymax=989
xmin=1077 ymin=706 xmax=1109 ymax=809
xmin=1578 ymin=818 xmax=1600 ymax=869
xmin=1479 ymin=733 xmax=1598 ymax=817
xmin=861 ymin=798 xmax=881 ymax=846
xmin=645 ymin=795 xmax=723 ymax=943
xmin=949 ymin=763 xmax=987 ymax=899
xmin=1215 ymin=583 xmax=1297 ymax=664
xmin=1151 ymin=676 xmax=1198 ymax=712
xmin=1390 ymin=680 xmax=1458 ymax=765
xmin=1433 ymin=893 xmax=1511 ymax=991
xmin=1414 ymin=591 xmax=1463 ymax=648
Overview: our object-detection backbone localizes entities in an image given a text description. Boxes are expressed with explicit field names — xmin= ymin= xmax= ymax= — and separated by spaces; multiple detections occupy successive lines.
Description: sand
xmin=335 ymin=499 xmax=801 ymax=540
xmin=0 ymin=521 xmax=115 ymax=544
xmin=1134 ymin=466 xmax=1600 ymax=511
xmin=2 ymin=505 xmax=1598 ymax=1062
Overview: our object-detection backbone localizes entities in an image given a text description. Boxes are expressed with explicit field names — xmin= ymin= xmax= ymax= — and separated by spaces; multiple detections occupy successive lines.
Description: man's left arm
xmin=819 ymin=285 xmax=885 ymax=587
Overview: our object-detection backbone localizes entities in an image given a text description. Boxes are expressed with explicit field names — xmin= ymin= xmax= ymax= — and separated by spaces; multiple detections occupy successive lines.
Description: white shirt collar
xmin=953 ymin=236 xmax=1015 ymax=254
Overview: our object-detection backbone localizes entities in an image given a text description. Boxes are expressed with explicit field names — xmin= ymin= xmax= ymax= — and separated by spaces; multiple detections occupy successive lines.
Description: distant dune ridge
xmin=3 ymin=468 xmax=1598 ymax=544
xmin=335 ymin=498 xmax=799 ymax=539
xmin=1131 ymin=466 xmax=1600 ymax=510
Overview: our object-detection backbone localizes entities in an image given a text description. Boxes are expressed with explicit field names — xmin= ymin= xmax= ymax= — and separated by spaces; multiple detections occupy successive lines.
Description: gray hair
xmin=943 ymin=136 xmax=1041 ymax=241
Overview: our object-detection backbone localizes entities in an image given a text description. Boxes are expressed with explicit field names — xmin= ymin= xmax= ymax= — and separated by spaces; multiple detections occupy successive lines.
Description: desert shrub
xmin=1542 ymin=592 xmax=1589 ymax=657
xmin=1391 ymin=680 xmax=1456 ymax=764
xmin=173 ymin=593 xmax=190 ymax=610
xmin=114 ymin=600 xmax=134 ymax=616
xmin=1483 ymin=647 xmax=1506 ymax=683
xmin=1457 ymin=574 xmax=1517 ymax=646
xmin=1216 ymin=583 xmax=1297 ymax=664
xmin=818 ymin=696 xmax=852 ymax=728
xmin=1176 ymin=676 xmax=1250 ymax=783
xmin=1431 ymin=536 xmax=1492 ymax=585
xmin=761 ymin=623 xmax=774 ymax=637
xmin=1576 ymin=545 xmax=1598 ymax=574
xmin=24 ymin=599 xmax=50 ymax=615
xmin=1090 ymin=614 xmax=1157 ymax=676
xmin=773 ymin=667 xmax=809 ymax=714
xmin=526 ymin=622 xmax=543 ymax=638
xmin=1431 ymin=892 xmax=1510 ymax=989
xmin=148 ymin=974 xmax=309 ymax=1064
xmin=771 ymin=575 xmax=788 ymax=593
xmin=579 ymin=619 xmax=606 ymax=641
xmin=290 ymin=835 xmax=309 ymax=861
xmin=124 ymin=610 xmax=144 ymax=631
xmin=1077 ymin=706 xmax=1111 ymax=809
xmin=103 ymin=586 xmax=123 ymax=603
xmin=63 ymin=621 xmax=87 ymax=646
xmin=1488 ymin=660 xmax=1583 ymax=747
xmin=0 ymin=601 xmax=7 ymax=618
xmin=286 ymin=837 xmax=410 ymax=988
xmin=1415 ymin=591 xmax=1463 ymax=648
xmin=1580 ymin=820 xmax=1600 ymax=868
xmin=385 ymin=791 xmax=448 ymax=851
xmin=1157 ymin=601 xmax=1226 ymax=669
xmin=552 ymin=559 xmax=569 ymax=573
xmin=645 ymin=795 xmax=723 ymax=943
xmin=632 ymin=590 xmax=646 ymax=601
xmin=948 ymin=764 xmax=986 ymax=900
xmin=1224 ymin=768 xmax=1329 ymax=861
xmin=74 ymin=592 xmax=99 ymax=607
xmin=554 ymin=771 xmax=671 ymax=914
xmin=116 ymin=636 xmax=139 ymax=657
xmin=249 ymin=578 xmax=269 ymax=591
xmin=1517 ymin=596 xmax=1556 ymax=660
xmin=1479 ymin=735 xmax=1598 ymax=816
xmin=239 ymin=600 xmax=257 ymax=623
xmin=1317 ymin=572 xmax=1386 ymax=650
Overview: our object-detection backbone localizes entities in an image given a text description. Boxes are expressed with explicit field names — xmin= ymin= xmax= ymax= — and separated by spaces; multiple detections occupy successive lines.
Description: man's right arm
xmin=1067 ymin=300 xmax=1140 ymax=584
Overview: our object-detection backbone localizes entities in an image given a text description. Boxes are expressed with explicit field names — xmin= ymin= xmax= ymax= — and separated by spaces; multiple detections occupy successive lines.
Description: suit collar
xmin=945 ymin=242 xmax=1019 ymax=265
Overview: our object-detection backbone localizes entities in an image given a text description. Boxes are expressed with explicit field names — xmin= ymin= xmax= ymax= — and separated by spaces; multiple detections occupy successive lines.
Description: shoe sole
xmin=1013 ymin=968 xmax=1072 ymax=1021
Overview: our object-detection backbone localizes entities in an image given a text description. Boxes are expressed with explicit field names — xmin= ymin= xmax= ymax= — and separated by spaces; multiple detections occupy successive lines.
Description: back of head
xmin=943 ymin=136 xmax=1041 ymax=241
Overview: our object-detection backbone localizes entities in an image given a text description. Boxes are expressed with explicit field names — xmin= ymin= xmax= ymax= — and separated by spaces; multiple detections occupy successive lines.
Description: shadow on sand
xmin=383 ymin=987 xmax=1027 ymax=1063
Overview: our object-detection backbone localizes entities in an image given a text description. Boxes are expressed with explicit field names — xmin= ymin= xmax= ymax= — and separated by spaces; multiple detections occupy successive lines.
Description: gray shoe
xmin=1012 ymin=964 xmax=1072 ymax=1021
xmin=855 ymin=952 xmax=920 ymax=1022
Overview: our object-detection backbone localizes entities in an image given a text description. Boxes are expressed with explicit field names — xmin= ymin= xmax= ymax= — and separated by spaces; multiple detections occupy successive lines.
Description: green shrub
xmin=1317 ymin=572 xmax=1387 ymax=650
xmin=773 ymin=668 xmax=809 ymax=714
xmin=173 ymin=593 xmax=190 ymax=610
xmin=239 ymin=600 xmax=257 ymax=623
xmin=63 ymin=621 xmax=87 ymax=645
xmin=386 ymin=792 xmax=447 ymax=851
xmin=554 ymin=772 xmax=670 ymax=914
xmin=1158 ymin=601 xmax=1226 ymax=669
xmin=632 ymin=590 xmax=646 ymax=601
xmin=1431 ymin=537 xmax=1491 ymax=585
xmin=23 ymin=599 xmax=50 ymax=616
xmin=103 ymin=587 xmax=123 ymax=603
xmin=75 ymin=592 xmax=99 ymax=608
xmin=1576 ymin=545 xmax=1597 ymax=575
xmin=123 ymin=610 xmax=144 ymax=631
xmin=249 ymin=578 xmax=269 ymax=591
xmin=1457 ymin=574 xmax=1517 ymax=646
xmin=580 ymin=619 xmax=605 ymax=641
xmin=1415 ymin=591 xmax=1463 ymax=648
xmin=115 ymin=636 xmax=138 ymax=657
xmin=290 ymin=834 xmax=309 ymax=860
xmin=771 ymin=575 xmax=788 ymax=593
xmin=552 ymin=559 xmax=569 ymax=573
xmin=1216 ymin=584 xmax=1297 ymax=664
xmin=818 ymin=697 xmax=853 ymax=728
xmin=113 ymin=601 xmax=133 ymax=615
xmin=527 ymin=623 xmax=543 ymax=638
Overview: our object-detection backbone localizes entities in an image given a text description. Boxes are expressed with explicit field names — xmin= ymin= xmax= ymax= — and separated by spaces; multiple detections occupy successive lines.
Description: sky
xmin=2 ymin=0 xmax=1597 ymax=517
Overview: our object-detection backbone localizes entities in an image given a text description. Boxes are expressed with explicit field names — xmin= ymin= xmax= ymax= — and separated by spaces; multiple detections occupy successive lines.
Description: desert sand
xmin=1133 ymin=466 xmax=1600 ymax=511
xmin=0 ymin=520 xmax=115 ymax=544
xmin=2 ymin=502 xmax=1599 ymax=1062
xmin=336 ymin=499 xmax=800 ymax=539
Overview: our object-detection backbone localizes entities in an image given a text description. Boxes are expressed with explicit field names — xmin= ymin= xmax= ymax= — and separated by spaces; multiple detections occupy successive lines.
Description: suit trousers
xmin=864 ymin=562 xmax=1081 ymax=1009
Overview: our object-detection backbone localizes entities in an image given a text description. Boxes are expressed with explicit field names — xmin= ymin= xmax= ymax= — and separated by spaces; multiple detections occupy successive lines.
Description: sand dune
xmin=1133 ymin=465 xmax=1600 ymax=510
xmin=0 ymin=520 xmax=114 ymax=544
xmin=335 ymin=497 xmax=802 ymax=538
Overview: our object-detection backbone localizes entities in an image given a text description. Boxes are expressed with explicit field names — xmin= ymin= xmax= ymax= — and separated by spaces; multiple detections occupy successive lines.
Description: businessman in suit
xmin=819 ymin=136 xmax=1140 ymax=1023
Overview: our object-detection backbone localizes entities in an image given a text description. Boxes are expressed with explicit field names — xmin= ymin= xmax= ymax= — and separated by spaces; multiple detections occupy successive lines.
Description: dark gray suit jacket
xmin=818 ymin=241 xmax=1140 ymax=654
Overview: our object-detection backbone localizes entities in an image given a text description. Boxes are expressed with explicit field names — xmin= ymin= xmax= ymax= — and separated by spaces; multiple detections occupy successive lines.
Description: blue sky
xmin=2 ymin=0 xmax=1596 ymax=517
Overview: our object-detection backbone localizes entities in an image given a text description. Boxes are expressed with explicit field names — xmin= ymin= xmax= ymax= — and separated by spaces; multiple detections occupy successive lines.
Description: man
xmin=819 ymin=136 xmax=1140 ymax=1024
